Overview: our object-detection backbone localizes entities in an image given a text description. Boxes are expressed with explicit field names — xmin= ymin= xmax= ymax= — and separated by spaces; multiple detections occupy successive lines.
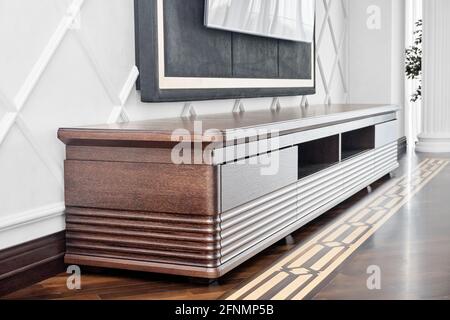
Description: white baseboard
xmin=0 ymin=203 xmax=66 ymax=251
xmin=416 ymin=133 xmax=450 ymax=153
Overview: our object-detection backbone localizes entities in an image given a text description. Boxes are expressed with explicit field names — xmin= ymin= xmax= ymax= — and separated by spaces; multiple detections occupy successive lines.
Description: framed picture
xmin=135 ymin=0 xmax=316 ymax=102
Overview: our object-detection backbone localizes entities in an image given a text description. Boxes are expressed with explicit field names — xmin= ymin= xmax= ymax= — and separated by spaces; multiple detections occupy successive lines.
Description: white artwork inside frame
xmin=205 ymin=0 xmax=315 ymax=43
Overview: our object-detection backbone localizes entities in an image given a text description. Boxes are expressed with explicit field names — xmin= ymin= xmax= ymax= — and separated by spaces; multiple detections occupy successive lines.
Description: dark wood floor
xmin=314 ymin=155 xmax=450 ymax=300
xmin=3 ymin=153 xmax=450 ymax=300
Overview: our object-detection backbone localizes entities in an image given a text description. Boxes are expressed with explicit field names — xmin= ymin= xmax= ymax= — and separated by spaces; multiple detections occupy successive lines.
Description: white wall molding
xmin=119 ymin=66 xmax=140 ymax=106
xmin=416 ymin=134 xmax=450 ymax=153
xmin=14 ymin=0 xmax=86 ymax=111
xmin=316 ymin=0 xmax=349 ymax=105
xmin=0 ymin=0 xmax=85 ymax=187
xmin=0 ymin=0 xmax=83 ymax=251
xmin=108 ymin=66 xmax=139 ymax=124
xmin=324 ymin=0 xmax=348 ymax=93
xmin=0 ymin=202 xmax=65 ymax=232
xmin=0 ymin=203 xmax=65 ymax=250
xmin=0 ymin=112 xmax=17 ymax=144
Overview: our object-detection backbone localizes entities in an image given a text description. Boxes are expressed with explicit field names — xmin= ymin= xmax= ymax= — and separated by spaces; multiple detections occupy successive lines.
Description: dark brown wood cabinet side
xmin=62 ymin=143 xmax=222 ymax=278
xmin=64 ymin=160 xmax=219 ymax=215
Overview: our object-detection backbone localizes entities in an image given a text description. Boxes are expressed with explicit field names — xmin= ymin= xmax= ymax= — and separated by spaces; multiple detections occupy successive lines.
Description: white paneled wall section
xmin=347 ymin=0 xmax=406 ymax=138
xmin=0 ymin=0 xmax=349 ymax=250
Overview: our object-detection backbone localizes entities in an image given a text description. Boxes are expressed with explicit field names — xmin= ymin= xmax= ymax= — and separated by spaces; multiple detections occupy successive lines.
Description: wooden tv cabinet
xmin=58 ymin=104 xmax=400 ymax=279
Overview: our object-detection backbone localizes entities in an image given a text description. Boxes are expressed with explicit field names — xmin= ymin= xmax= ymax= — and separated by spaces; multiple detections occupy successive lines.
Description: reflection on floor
xmin=4 ymin=153 xmax=450 ymax=300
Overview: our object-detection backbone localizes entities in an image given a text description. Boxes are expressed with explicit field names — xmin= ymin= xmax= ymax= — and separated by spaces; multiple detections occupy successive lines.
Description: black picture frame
xmin=135 ymin=0 xmax=316 ymax=102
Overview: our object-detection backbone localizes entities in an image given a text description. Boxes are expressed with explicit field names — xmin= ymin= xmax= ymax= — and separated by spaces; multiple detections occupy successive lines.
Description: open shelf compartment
xmin=298 ymin=135 xmax=340 ymax=179
xmin=341 ymin=126 xmax=375 ymax=161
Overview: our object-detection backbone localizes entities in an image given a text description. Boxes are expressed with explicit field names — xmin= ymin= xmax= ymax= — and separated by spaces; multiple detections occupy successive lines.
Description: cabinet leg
xmin=285 ymin=235 xmax=295 ymax=245
xmin=188 ymin=277 xmax=219 ymax=286
xmin=367 ymin=185 xmax=373 ymax=193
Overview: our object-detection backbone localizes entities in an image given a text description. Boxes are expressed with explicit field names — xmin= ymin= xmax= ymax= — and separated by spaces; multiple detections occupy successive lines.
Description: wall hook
xmin=270 ymin=97 xmax=281 ymax=112
xmin=181 ymin=102 xmax=197 ymax=119
xmin=232 ymin=99 xmax=245 ymax=114
xmin=301 ymin=96 xmax=310 ymax=108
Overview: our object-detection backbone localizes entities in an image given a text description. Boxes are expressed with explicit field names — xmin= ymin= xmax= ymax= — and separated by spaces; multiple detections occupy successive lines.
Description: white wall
xmin=0 ymin=0 xmax=349 ymax=250
xmin=348 ymin=0 xmax=406 ymax=137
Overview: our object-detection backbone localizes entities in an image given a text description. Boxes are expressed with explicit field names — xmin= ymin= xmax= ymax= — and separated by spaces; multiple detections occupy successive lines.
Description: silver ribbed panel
xmin=218 ymin=142 xmax=399 ymax=266
xmin=298 ymin=143 xmax=398 ymax=218
xmin=220 ymin=182 xmax=298 ymax=263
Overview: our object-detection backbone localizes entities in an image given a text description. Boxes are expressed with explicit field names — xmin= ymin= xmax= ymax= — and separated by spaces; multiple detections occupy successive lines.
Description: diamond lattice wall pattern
xmin=0 ymin=0 xmax=349 ymax=250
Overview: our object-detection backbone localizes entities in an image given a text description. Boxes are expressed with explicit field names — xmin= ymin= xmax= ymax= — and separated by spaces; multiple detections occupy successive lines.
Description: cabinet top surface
xmin=58 ymin=104 xmax=399 ymax=144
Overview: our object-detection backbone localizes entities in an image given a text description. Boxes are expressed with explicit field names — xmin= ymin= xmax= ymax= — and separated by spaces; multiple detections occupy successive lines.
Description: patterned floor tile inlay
xmin=224 ymin=159 xmax=449 ymax=300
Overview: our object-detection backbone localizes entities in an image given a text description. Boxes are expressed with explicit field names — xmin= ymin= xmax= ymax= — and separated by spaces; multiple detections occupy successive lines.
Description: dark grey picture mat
xmin=163 ymin=0 xmax=312 ymax=79
xmin=135 ymin=0 xmax=316 ymax=102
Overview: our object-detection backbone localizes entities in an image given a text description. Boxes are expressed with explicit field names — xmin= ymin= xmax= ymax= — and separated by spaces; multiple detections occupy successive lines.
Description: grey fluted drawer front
xmin=220 ymin=147 xmax=298 ymax=212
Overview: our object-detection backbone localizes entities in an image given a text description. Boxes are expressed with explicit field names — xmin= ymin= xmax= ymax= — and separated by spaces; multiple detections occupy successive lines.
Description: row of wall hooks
xmin=181 ymin=96 xmax=312 ymax=119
